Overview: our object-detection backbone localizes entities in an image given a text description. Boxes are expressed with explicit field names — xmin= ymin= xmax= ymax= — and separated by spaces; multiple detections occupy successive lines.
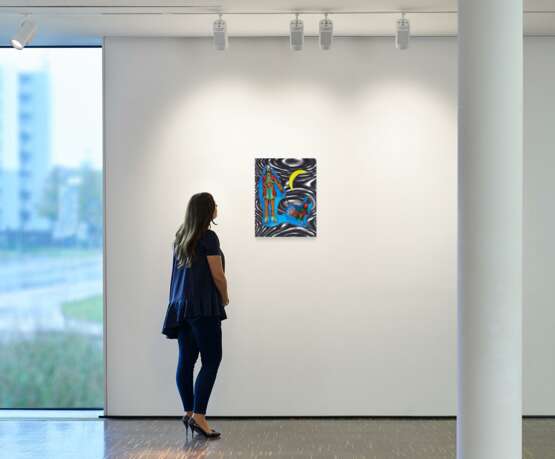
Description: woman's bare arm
xmin=207 ymin=255 xmax=229 ymax=305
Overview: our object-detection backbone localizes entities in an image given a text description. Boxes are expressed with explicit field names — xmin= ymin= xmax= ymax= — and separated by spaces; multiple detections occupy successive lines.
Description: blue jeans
xmin=176 ymin=317 xmax=222 ymax=415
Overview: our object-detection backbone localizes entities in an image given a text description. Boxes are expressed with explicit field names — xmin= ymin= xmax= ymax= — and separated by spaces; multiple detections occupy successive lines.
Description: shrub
xmin=0 ymin=332 xmax=103 ymax=408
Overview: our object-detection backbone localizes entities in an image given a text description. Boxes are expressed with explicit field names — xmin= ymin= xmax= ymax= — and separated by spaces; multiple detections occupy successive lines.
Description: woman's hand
xmin=223 ymin=296 xmax=230 ymax=306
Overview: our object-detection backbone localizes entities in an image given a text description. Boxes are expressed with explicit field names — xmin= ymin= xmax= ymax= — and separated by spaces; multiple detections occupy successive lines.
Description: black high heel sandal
xmin=188 ymin=417 xmax=221 ymax=439
xmin=181 ymin=415 xmax=191 ymax=434
xmin=182 ymin=414 xmax=216 ymax=436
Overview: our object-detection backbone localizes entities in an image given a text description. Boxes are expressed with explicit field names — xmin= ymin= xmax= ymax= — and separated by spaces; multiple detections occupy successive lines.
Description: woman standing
xmin=162 ymin=192 xmax=229 ymax=439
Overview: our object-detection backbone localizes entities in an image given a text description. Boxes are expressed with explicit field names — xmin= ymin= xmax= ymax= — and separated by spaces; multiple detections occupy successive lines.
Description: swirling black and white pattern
xmin=255 ymin=158 xmax=317 ymax=237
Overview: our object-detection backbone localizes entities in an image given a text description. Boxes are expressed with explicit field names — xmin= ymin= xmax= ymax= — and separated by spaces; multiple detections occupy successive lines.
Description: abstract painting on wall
xmin=255 ymin=158 xmax=317 ymax=237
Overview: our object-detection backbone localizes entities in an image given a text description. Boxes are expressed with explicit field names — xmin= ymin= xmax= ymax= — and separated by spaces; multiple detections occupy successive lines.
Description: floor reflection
xmin=2 ymin=419 xmax=104 ymax=459
xmin=0 ymin=417 xmax=553 ymax=458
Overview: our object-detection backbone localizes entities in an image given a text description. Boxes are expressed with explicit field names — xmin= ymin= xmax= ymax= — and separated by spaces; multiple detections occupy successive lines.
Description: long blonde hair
xmin=174 ymin=192 xmax=216 ymax=268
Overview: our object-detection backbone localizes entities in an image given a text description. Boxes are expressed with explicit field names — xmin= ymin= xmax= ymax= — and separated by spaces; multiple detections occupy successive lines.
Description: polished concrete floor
xmin=1 ymin=417 xmax=554 ymax=459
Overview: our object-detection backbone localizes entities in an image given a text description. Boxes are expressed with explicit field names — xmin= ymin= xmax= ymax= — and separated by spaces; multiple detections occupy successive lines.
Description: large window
xmin=0 ymin=48 xmax=103 ymax=408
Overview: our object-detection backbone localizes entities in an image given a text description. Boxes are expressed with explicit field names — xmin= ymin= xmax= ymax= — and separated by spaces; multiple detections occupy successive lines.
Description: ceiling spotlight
xmin=396 ymin=13 xmax=410 ymax=50
xmin=290 ymin=13 xmax=304 ymax=51
xmin=213 ymin=14 xmax=228 ymax=51
xmin=319 ymin=13 xmax=333 ymax=50
xmin=11 ymin=19 xmax=37 ymax=50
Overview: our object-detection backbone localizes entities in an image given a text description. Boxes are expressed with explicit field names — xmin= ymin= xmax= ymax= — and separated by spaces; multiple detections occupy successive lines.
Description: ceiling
xmin=0 ymin=0 xmax=554 ymax=46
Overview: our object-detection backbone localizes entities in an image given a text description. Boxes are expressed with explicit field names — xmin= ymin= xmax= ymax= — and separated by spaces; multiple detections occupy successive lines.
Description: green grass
xmin=61 ymin=295 xmax=103 ymax=323
xmin=0 ymin=332 xmax=104 ymax=408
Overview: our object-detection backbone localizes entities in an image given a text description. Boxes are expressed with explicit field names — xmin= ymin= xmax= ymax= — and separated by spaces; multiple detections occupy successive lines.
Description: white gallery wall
xmin=104 ymin=36 xmax=555 ymax=416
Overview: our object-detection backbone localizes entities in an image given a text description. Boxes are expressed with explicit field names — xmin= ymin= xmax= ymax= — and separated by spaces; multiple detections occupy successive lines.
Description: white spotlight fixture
xmin=213 ymin=14 xmax=228 ymax=51
xmin=395 ymin=13 xmax=410 ymax=50
xmin=290 ymin=13 xmax=304 ymax=51
xmin=11 ymin=18 xmax=37 ymax=50
xmin=319 ymin=13 xmax=333 ymax=50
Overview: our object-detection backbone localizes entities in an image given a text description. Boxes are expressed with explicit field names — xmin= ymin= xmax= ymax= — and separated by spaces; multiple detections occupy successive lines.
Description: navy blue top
xmin=162 ymin=229 xmax=227 ymax=339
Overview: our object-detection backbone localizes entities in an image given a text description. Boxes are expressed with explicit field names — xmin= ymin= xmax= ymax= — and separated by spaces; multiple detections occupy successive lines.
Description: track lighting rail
xmin=0 ymin=7 xmax=554 ymax=16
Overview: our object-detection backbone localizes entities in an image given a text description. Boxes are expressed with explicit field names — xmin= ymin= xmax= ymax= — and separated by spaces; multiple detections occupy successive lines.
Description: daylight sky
xmin=0 ymin=48 xmax=102 ymax=170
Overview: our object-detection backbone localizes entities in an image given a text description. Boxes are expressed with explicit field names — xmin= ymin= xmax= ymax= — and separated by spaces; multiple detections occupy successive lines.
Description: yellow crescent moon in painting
xmin=288 ymin=169 xmax=307 ymax=190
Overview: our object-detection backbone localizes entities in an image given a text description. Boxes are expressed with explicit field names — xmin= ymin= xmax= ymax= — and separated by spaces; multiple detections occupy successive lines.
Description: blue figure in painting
xmin=259 ymin=164 xmax=284 ymax=224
